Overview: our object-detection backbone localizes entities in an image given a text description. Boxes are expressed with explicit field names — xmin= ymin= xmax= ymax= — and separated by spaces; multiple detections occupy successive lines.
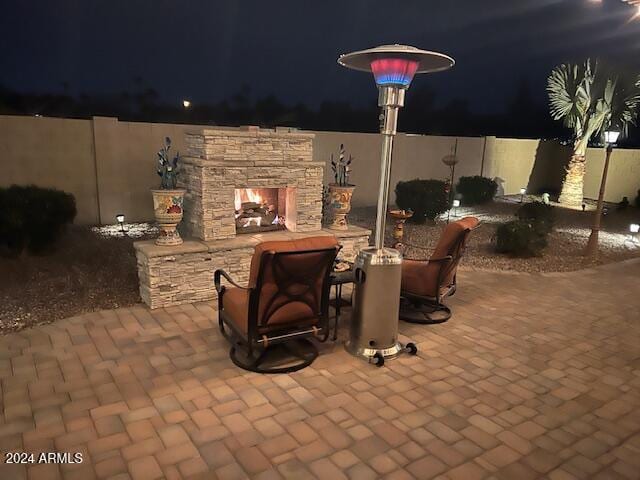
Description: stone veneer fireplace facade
xmin=134 ymin=126 xmax=371 ymax=309
xmin=180 ymin=126 xmax=322 ymax=240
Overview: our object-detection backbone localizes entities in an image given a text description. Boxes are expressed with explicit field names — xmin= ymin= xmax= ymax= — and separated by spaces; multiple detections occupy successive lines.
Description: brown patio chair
xmin=400 ymin=216 xmax=479 ymax=324
xmin=214 ymin=236 xmax=340 ymax=373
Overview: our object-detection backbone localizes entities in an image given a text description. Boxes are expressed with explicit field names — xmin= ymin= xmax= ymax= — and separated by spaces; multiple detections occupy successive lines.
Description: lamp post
xmin=338 ymin=45 xmax=454 ymax=365
xmin=584 ymin=130 xmax=620 ymax=257
xmin=519 ymin=187 xmax=526 ymax=203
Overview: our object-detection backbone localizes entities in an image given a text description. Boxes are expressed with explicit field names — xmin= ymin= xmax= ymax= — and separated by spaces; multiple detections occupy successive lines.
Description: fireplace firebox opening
xmin=234 ymin=187 xmax=296 ymax=234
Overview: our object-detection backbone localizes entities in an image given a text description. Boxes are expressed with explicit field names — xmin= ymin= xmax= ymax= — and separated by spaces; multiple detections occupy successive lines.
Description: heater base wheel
xmin=406 ymin=342 xmax=418 ymax=355
xmin=372 ymin=352 xmax=385 ymax=367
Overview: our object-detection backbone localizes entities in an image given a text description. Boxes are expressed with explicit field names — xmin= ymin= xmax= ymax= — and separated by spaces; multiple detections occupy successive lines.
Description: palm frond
xmin=547 ymin=62 xmax=592 ymax=136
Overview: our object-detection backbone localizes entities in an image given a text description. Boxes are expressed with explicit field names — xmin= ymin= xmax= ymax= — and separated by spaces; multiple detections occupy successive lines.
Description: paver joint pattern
xmin=1 ymin=259 xmax=639 ymax=479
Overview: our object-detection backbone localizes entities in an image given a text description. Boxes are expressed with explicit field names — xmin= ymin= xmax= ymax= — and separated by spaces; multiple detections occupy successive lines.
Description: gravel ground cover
xmin=349 ymin=196 xmax=640 ymax=273
xmin=2 ymin=199 xmax=638 ymax=334
xmin=0 ymin=224 xmax=154 ymax=334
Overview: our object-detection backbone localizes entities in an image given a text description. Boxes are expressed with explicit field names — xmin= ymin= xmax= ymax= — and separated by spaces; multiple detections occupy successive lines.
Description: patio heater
xmin=338 ymin=45 xmax=454 ymax=365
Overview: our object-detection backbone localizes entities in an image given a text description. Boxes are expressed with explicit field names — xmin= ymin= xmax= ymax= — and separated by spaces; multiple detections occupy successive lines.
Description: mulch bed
xmin=350 ymin=197 xmax=640 ymax=274
xmin=0 ymin=226 xmax=153 ymax=335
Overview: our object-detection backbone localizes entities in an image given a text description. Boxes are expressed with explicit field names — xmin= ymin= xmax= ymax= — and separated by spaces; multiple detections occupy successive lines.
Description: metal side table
xmin=329 ymin=265 xmax=355 ymax=341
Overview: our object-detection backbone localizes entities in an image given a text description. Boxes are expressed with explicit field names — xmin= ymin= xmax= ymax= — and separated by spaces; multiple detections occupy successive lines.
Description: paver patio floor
xmin=1 ymin=259 xmax=639 ymax=480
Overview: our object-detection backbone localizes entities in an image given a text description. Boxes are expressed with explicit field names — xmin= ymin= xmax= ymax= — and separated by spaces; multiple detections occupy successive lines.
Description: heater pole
xmin=375 ymin=86 xmax=404 ymax=251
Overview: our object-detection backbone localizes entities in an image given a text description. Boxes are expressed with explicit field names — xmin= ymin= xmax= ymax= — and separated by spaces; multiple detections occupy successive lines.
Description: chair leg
xmin=399 ymin=297 xmax=452 ymax=325
xmin=333 ymin=283 xmax=342 ymax=341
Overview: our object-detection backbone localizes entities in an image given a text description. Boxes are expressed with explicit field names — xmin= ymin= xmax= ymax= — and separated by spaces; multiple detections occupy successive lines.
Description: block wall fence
xmin=2 ymin=114 xmax=640 ymax=225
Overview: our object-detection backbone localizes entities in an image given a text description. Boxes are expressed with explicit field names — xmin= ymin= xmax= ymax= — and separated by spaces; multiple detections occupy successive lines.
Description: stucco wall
xmin=0 ymin=115 xmax=98 ymax=224
xmin=313 ymin=131 xmax=487 ymax=207
xmin=584 ymin=147 xmax=640 ymax=203
xmin=484 ymin=137 xmax=640 ymax=202
xmin=2 ymin=114 xmax=639 ymax=225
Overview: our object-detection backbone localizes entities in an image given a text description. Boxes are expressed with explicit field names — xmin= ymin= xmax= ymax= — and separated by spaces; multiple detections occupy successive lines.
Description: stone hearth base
xmin=134 ymin=226 xmax=371 ymax=309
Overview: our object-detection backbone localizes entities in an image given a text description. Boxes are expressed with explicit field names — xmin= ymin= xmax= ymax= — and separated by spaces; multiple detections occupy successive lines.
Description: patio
xmin=1 ymin=260 xmax=639 ymax=480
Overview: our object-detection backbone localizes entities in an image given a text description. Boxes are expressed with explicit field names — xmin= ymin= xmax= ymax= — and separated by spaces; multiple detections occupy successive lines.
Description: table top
xmin=331 ymin=262 xmax=355 ymax=284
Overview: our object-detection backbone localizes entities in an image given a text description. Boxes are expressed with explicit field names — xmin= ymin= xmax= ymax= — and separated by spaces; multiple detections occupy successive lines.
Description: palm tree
xmin=547 ymin=60 xmax=640 ymax=206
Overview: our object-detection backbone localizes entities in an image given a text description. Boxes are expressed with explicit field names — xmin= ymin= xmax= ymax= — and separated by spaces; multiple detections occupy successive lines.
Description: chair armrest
xmin=214 ymin=269 xmax=250 ymax=293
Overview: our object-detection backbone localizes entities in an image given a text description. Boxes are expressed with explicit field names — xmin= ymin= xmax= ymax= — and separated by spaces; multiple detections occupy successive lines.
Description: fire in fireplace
xmin=234 ymin=188 xmax=288 ymax=234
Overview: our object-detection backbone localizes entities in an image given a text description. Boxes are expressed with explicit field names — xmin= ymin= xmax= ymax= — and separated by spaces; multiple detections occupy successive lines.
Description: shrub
xmin=635 ymin=189 xmax=640 ymax=209
xmin=495 ymin=220 xmax=548 ymax=257
xmin=0 ymin=185 xmax=76 ymax=256
xmin=516 ymin=201 xmax=555 ymax=234
xmin=395 ymin=179 xmax=448 ymax=223
xmin=456 ymin=176 xmax=498 ymax=205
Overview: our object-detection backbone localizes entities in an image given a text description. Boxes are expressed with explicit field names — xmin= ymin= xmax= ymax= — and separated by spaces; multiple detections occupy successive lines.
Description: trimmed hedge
xmin=495 ymin=201 xmax=556 ymax=257
xmin=516 ymin=201 xmax=555 ymax=234
xmin=395 ymin=179 xmax=448 ymax=223
xmin=495 ymin=220 xmax=548 ymax=257
xmin=456 ymin=176 xmax=498 ymax=205
xmin=0 ymin=185 xmax=76 ymax=256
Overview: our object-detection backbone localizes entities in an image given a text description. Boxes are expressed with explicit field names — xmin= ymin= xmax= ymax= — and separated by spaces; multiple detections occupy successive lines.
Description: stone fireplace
xmin=179 ymin=126 xmax=322 ymax=241
xmin=134 ymin=126 xmax=371 ymax=309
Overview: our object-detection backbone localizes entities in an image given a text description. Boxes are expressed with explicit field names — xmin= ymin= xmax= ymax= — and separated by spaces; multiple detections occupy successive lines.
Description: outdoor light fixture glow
xmin=604 ymin=130 xmax=620 ymax=145
xmin=631 ymin=224 xmax=640 ymax=234
xmin=182 ymin=100 xmax=191 ymax=108
xmin=452 ymin=199 xmax=460 ymax=217
xmin=116 ymin=214 xmax=125 ymax=233
xmin=520 ymin=187 xmax=526 ymax=195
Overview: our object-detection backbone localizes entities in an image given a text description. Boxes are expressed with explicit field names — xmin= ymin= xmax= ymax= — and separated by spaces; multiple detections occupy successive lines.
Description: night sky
xmin=2 ymin=0 xmax=640 ymax=114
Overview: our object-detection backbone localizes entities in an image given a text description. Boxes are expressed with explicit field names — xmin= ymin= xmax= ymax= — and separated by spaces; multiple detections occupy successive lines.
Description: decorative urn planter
xmin=151 ymin=189 xmax=186 ymax=245
xmin=389 ymin=209 xmax=413 ymax=250
xmin=327 ymin=184 xmax=356 ymax=230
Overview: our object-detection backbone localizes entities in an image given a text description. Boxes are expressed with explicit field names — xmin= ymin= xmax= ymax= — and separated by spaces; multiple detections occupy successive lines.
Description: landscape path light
xmin=630 ymin=223 xmax=640 ymax=243
xmin=452 ymin=199 xmax=461 ymax=217
xmin=520 ymin=187 xmax=527 ymax=203
xmin=338 ymin=44 xmax=454 ymax=366
xmin=116 ymin=214 xmax=126 ymax=233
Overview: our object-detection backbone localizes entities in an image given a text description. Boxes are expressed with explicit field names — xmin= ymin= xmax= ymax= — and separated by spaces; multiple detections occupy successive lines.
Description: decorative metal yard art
xmin=338 ymin=45 xmax=454 ymax=366
xmin=328 ymin=144 xmax=356 ymax=230
xmin=151 ymin=137 xmax=186 ymax=246
xmin=442 ymin=143 xmax=459 ymax=224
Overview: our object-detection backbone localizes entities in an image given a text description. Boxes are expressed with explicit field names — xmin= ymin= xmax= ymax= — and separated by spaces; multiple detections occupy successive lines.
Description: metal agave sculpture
xmin=330 ymin=144 xmax=354 ymax=186
xmin=157 ymin=137 xmax=181 ymax=189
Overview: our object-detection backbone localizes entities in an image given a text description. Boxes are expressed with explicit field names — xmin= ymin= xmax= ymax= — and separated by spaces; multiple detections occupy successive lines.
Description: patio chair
xmin=400 ymin=216 xmax=479 ymax=324
xmin=214 ymin=236 xmax=340 ymax=373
